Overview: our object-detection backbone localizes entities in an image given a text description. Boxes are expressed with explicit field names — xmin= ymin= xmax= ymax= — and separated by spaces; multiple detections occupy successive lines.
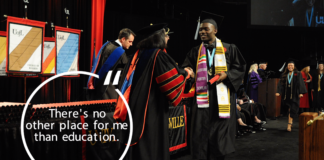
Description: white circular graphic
xmin=20 ymin=71 xmax=133 ymax=160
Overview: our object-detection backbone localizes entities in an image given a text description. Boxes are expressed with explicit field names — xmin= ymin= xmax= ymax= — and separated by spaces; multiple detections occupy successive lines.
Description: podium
xmin=299 ymin=112 xmax=324 ymax=160
xmin=258 ymin=78 xmax=281 ymax=118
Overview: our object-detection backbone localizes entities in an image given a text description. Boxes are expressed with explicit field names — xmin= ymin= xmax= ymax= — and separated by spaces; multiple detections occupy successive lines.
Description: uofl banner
xmin=55 ymin=26 xmax=81 ymax=77
xmin=42 ymin=37 xmax=56 ymax=75
xmin=6 ymin=16 xmax=45 ymax=74
xmin=0 ymin=31 xmax=6 ymax=76
xmin=168 ymin=105 xmax=188 ymax=154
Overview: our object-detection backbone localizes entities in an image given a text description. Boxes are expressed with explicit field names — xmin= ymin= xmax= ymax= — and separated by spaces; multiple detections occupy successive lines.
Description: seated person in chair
xmin=237 ymin=85 xmax=267 ymax=130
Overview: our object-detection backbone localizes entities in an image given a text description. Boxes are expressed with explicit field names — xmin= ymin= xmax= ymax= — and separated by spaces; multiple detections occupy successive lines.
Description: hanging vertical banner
xmin=6 ymin=16 xmax=45 ymax=74
xmin=42 ymin=37 xmax=56 ymax=75
xmin=0 ymin=31 xmax=7 ymax=76
xmin=55 ymin=26 xmax=81 ymax=77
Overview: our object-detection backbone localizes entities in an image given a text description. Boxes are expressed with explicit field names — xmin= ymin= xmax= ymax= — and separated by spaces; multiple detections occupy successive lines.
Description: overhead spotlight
xmin=150 ymin=23 xmax=153 ymax=25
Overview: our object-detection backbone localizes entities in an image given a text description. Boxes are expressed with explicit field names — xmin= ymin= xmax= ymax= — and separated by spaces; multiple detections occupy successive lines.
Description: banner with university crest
xmin=6 ymin=16 xmax=45 ymax=74
xmin=55 ymin=26 xmax=81 ymax=77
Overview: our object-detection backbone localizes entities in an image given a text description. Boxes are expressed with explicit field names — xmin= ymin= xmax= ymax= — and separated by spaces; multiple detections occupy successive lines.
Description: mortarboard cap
xmin=287 ymin=58 xmax=298 ymax=64
xmin=249 ymin=61 xmax=258 ymax=71
xmin=316 ymin=60 xmax=324 ymax=69
xmin=200 ymin=11 xmax=224 ymax=29
xmin=279 ymin=58 xmax=299 ymax=72
xmin=194 ymin=11 xmax=224 ymax=40
xmin=137 ymin=23 xmax=172 ymax=37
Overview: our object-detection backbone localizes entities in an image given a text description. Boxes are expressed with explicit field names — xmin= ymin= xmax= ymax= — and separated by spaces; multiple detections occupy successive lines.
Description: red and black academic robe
xmin=277 ymin=71 xmax=307 ymax=118
xmin=120 ymin=48 xmax=189 ymax=160
xmin=181 ymin=42 xmax=246 ymax=159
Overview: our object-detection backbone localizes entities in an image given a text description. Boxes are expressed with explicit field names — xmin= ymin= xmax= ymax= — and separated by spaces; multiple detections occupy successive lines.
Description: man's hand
xmin=185 ymin=67 xmax=195 ymax=78
xmin=236 ymin=105 xmax=241 ymax=111
xmin=238 ymin=100 xmax=243 ymax=105
xmin=216 ymin=72 xmax=227 ymax=83
xmin=275 ymin=93 xmax=280 ymax=97
xmin=299 ymin=94 xmax=303 ymax=98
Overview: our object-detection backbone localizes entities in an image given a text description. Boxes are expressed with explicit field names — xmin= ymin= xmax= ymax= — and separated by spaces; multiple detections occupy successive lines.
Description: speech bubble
xmin=20 ymin=71 xmax=133 ymax=160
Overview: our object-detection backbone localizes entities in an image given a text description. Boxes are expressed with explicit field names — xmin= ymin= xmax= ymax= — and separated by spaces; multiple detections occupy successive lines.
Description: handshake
xmin=183 ymin=67 xmax=228 ymax=83
xmin=184 ymin=67 xmax=195 ymax=78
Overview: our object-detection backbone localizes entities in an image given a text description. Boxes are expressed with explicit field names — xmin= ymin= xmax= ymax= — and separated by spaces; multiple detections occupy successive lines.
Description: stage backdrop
xmin=0 ymin=0 xmax=92 ymax=103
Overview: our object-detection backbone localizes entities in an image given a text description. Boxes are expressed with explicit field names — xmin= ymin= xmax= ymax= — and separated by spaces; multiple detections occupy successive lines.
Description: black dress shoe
xmin=260 ymin=127 xmax=266 ymax=131
xmin=239 ymin=125 xmax=253 ymax=131
xmin=253 ymin=123 xmax=263 ymax=130
xmin=237 ymin=130 xmax=244 ymax=136
xmin=245 ymin=125 xmax=253 ymax=129
xmin=254 ymin=121 xmax=266 ymax=125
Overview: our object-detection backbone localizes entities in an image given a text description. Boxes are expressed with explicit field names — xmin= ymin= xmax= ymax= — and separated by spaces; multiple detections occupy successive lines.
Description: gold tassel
xmin=284 ymin=78 xmax=287 ymax=100
xmin=318 ymin=74 xmax=321 ymax=92
xmin=290 ymin=78 xmax=293 ymax=99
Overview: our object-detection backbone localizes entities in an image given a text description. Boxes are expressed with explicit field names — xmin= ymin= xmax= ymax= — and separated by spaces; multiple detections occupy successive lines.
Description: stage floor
xmin=171 ymin=116 xmax=300 ymax=160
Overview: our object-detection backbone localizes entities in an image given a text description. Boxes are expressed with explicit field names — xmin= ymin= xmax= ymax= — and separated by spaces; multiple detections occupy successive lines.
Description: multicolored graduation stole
xmin=55 ymin=26 xmax=81 ymax=77
xmin=195 ymin=38 xmax=230 ymax=118
xmin=6 ymin=16 xmax=45 ymax=74
xmin=195 ymin=44 xmax=209 ymax=108
xmin=0 ymin=31 xmax=6 ymax=76
xmin=42 ymin=37 xmax=56 ymax=75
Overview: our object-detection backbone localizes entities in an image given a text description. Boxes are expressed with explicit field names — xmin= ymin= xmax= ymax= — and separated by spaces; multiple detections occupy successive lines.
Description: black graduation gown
xmin=237 ymin=86 xmax=267 ymax=123
xmin=120 ymin=48 xmax=188 ymax=160
xmin=277 ymin=71 xmax=307 ymax=118
xmin=257 ymin=69 xmax=267 ymax=82
xmin=94 ymin=41 xmax=128 ymax=100
xmin=310 ymin=72 xmax=324 ymax=111
xmin=182 ymin=42 xmax=246 ymax=158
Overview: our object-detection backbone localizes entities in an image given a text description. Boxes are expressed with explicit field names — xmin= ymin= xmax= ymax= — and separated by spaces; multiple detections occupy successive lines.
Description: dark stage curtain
xmin=0 ymin=0 xmax=92 ymax=103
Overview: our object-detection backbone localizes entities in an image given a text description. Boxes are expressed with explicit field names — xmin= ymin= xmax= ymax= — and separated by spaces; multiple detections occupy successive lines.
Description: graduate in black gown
xmin=182 ymin=12 xmax=246 ymax=159
xmin=310 ymin=60 xmax=324 ymax=114
xmin=113 ymin=24 xmax=194 ymax=160
xmin=276 ymin=58 xmax=307 ymax=132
